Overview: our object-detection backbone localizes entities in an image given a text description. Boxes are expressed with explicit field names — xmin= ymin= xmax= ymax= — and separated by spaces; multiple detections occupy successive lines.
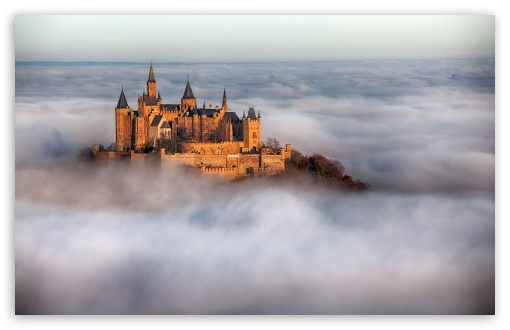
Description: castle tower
xmin=181 ymin=77 xmax=197 ymax=109
xmin=147 ymin=62 xmax=157 ymax=98
xmin=134 ymin=112 xmax=146 ymax=151
xmin=222 ymin=87 xmax=228 ymax=109
xmin=115 ymin=86 xmax=132 ymax=152
xmin=242 ymin=106 xmax=261 ymax=151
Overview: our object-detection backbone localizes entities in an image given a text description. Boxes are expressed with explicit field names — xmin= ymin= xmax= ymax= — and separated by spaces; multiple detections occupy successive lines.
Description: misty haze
xmin=15 ymin=59 xmax=494 ymax=314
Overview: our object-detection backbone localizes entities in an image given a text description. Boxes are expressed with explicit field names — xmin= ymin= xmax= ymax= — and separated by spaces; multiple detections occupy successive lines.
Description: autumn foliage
xmin=282 ymin=149 xmax=369 ymax=191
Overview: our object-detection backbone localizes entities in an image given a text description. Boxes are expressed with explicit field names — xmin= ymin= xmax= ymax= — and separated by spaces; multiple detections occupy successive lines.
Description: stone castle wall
xmin=179 ymin=141 xmax=243 ymax=154
xmin=188 ymin=167 xmax=238 ymax=180
xmin=160 ymin=148 xmax=288 ymax=178
xmin=95 ymin=143 xmax=290 ymax=179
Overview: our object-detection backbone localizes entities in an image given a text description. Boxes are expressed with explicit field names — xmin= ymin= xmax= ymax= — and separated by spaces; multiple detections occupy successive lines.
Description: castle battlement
xmin=179 ymin=141 xmax=241 ymax=146
xmin=202 ymin=167 xmax=237 ymax=172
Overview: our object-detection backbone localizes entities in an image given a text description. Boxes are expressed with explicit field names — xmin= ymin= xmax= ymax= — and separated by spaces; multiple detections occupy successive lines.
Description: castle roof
xmin=143 ymin=95 xmax=159 ymax=106
xmin=160 ymin=121 xmax=171 ymax=129
xmin=151 ymin=115 xmax=164 ymax=127
xmin=182 ymin=78 xmax=195 ymax=99
xmin=204 ymin=109 xmax=216 ymax=116
xmin=223 ymin=112 xmax=240 ymax=122
xmin=116 ymin=87 xmax=129 ymax=109
xmin=247 ymin=106 xmax=257 ymax=119
xmin=183 ymin=108 xmax=217 ymax=117
xmin=148 ymin=62 xmax=155 ymax=82
xmin=160 ymin=104 xmax=180 ymax=111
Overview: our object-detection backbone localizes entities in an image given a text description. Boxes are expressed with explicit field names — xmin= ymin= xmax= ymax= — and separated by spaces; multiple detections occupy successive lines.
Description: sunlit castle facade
xmin=115 ymin=63 xmax=262 ymax=154
xmin=108 ymin=63 xmax=291 ymax=179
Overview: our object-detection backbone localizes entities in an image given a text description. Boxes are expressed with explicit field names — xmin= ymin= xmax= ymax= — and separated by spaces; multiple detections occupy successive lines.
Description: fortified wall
xmin=161 ymin=143 xmax=292 ymax=178
xmin=178 ymin=141 xmax=243 ymax=155
xmin=93 ymin=143 xmax=292 ymax=179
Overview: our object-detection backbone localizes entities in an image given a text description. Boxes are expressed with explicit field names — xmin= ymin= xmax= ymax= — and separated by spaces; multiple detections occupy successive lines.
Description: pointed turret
xmin=115 ymin=85 xmax=132 ymax=152
xmin=181 ymin=76 xmax=197 ymax=109
xmin=222 ymin=87 xmax=228 ymax=109
xmin=247 ymin=105 xmax=257 ymax=119
xmin=147 ymin=62 xmax=157 ymax=97
xmin=116 ymin=86 xmax=129 ymax=109
xmin=203 ymin=101 xmax=206 ymax=109
xmin=182 ymin=77 xmax=195 ymax=99
xmin=258 ymin=110 xmax=261 ymax=118
xmin=148 ymin=61 xmax=155 ymax=82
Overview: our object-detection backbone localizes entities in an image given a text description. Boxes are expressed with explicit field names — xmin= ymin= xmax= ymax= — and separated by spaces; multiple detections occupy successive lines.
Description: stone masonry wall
xmin=261 ymin=154 xmax=286 ymax=174
xmin=99 ymin=147 xmax=287 ymax=179
xmin=179 ymin=141 xmax=243 ymax=155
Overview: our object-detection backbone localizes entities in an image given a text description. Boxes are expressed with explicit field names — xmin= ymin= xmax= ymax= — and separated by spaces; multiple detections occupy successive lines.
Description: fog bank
xmin=15 ymin=59 xmax=494 ymax=314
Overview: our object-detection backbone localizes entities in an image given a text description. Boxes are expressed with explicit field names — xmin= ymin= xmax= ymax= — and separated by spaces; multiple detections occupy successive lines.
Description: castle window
xmin=252 ymin=132 xmax=257 ymax=139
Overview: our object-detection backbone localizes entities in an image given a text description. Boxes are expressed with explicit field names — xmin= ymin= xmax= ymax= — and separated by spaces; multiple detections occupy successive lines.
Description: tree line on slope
xmin=263 ymin=137 xmax=369 ymax=191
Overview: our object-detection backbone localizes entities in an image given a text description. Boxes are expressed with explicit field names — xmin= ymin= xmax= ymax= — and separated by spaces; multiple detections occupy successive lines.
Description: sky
xmin=14 ymin=15 xmax=494 ymax=62
xmin=4 ymin=0 xmax=509 ymax=328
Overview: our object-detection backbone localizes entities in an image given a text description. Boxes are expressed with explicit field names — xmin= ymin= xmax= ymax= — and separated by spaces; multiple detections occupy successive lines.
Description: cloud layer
xmin=14 ymin=59 xmax=495 ymax=314
xmin=15 ymin=59 xmax=495 ymax=193
xmin=15 ymin=163 xmax=495 ymax=314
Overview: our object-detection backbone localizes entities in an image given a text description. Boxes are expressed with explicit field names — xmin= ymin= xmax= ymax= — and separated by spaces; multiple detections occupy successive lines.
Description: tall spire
xmin=116 ymin=85 xmax=129 ymax=109
xmin=147 ymin=61 xmax=157 ymax=97
xmin=222 ymin=87 xmax=227 ymax=108
xmin=182 ymin=77 xmax=195 ymax=99
xmin=148 ymin=61 xmax=155 ymax=82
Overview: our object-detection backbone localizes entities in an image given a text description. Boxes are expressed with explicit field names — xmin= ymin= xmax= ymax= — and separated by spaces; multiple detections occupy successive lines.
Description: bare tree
xmin=265 ymin=137 xmax=281 ymax=151
xmin=157 ymin=133 xmax=177 ymax=153
xmin=106 ymin=142 xmax=116 ymax=151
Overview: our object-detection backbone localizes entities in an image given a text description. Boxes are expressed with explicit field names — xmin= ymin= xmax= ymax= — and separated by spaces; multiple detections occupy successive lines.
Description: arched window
xmin=252 ymin=132 xmax=257 ymax=139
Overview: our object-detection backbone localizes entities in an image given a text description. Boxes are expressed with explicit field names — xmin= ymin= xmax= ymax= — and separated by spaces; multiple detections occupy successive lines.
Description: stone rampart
xmin=95 ymin=146 xmax=287 ymax=179
xmin=261 ymin=154 xmax=286 ymax=174
xmin=160 ymin=153 xmax=196 ymax=168
xmin=201 ymin=167 xmax=237 ymax=180
xmin=179 ymin=141 xmax=243 ymax=154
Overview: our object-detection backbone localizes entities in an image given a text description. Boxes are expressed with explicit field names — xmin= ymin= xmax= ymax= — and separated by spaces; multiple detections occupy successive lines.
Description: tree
xmin=156 ymin=133 xmax=177 ymax=153
xmin=265 ymin=137 xmax=281 ymax=151
xmin=283 ymin=148 xmax=369 ymax=191
xmin=144 ymin=138 xmax=155 ymax=153
xmin=106 ymin=142 xmax=116 ymax=151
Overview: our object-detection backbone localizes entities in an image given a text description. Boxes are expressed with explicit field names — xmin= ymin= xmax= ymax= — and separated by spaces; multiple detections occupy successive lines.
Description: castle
xmin=94 ymin=63 xmax=291 ymax=179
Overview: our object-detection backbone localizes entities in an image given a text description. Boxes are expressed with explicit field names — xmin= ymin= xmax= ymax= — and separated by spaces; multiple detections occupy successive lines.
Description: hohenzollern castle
xmin=93 ymin=63 xmax=291 ymax=179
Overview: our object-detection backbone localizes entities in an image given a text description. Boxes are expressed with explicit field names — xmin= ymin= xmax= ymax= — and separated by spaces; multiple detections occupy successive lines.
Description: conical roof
xmin=116 ymin=87 xmax=129 ymax=109
xmin=182 ymin=78 xmax=195 ymax=99
xmin=222 ymin=87 xmax=227 ymax=108
xmin=247 ymin=106 xmax=257 ymax=119
xmin=148 ymin=62 xmax=155 ymax=82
